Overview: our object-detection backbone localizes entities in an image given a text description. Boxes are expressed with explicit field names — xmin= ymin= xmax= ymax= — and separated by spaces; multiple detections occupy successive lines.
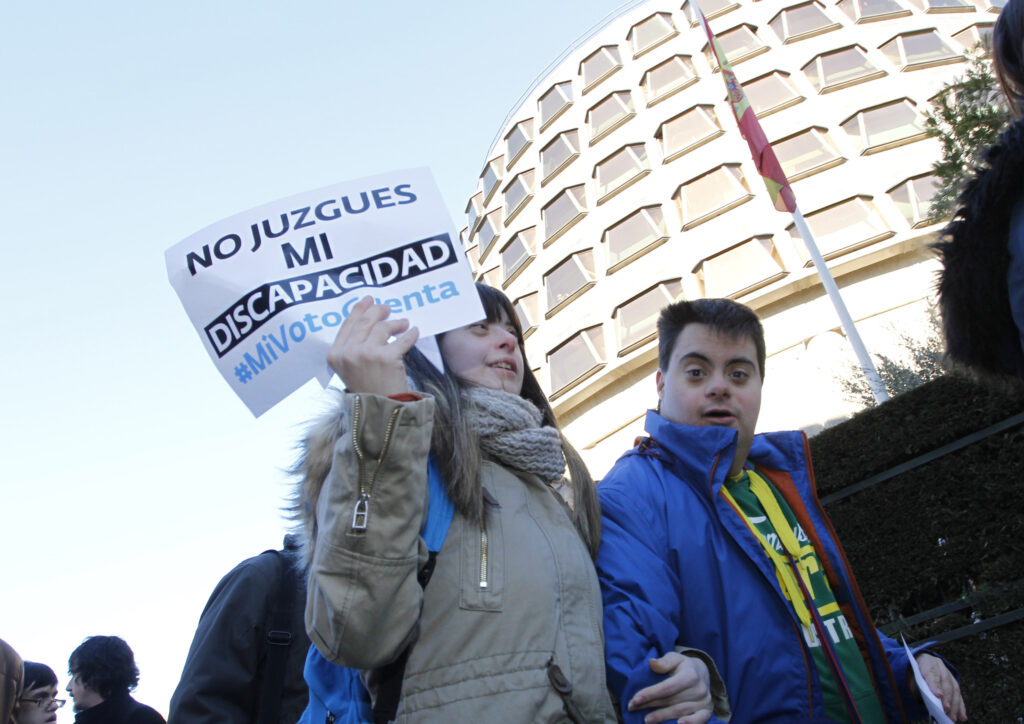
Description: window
xmin=674 ymin=164 xmax=754 ymax=229
xmin=477 ymin=209 xmax=503 ymax=260
xmin=540 ymin=130 xmax=580 ymax=185
xmin=981 ymin=0 xmax=1007 ymax=10
xmin=682 ymin=0 xmax=740 ymax=25
xmin=603 ymin=206 xmax=668 ymax=271
xmin=503 ymin=170 xmax=536 ymax=223
xmin=539 ymin=81 xmax=573 ymax=129
xmin=466 ymin=192 xmax=484 ymax=235
xmin=481 ymin=156 xmax=504 ymax=204
xmin=614 ymin=280 xmax=683 ymax=354
xmin=953 ymin=23 xmax=994 ymax=49
xmin=544 ymin=249 xmax=596 ymax=315
xmin=505 ymin=119 xmax=534 ymax=169
xmin=657 ymin=105 xmax=724 ymax=162
xmin=841 ymin=98 xmax=928 ymax=154
xmin=787 ymin=196 xmax=893 ymax=263
xmin=465 ymin=242 xmax=480 ymax=273
xmin=548 ymin=325 xmax=606 ymax=396
xmin=542 ymin=185 xmax=587 ymax=244
xmin=743 ymin=71 xmax=804 ymax=115
xmin=513 ymin=292 xmax=540 ymax=337
xmin=838 ymin=0 xmax=910 ymax=23
xmin=641 ymin=55 xmax=698 ymax=105
xmin=594 ymin=144 xmax=650 ymax=202
xmin=803 ymin=46 xmax=885 ymax=92
xmin=580 ymin=45 xmax=623 ymax=92
xmin=696 ymin=236 xmax=787 ymax=298
xmin=628 ymin=12 xmax=678 ymax=57
xmin=501 ymin=227 xmax=537 ymax=284
xmin=480 ymin=265 xmax=502 ymax=288
xmin=880 ymin=30 xmax=962 ymax=70
xmin=888 ymin=174 xmax=940 ymax=226
xmin=587 ymin=91 xmax=635 ymax=142
xmin=702 ymin=25 xmax=767 ymax=69
xmin=769 ymin=2 xmax=841 ymax=43
xmin=906 ymin=0 xmax=973 ymax=12
xmin=773 ymin=127 xmax=844 ymax=180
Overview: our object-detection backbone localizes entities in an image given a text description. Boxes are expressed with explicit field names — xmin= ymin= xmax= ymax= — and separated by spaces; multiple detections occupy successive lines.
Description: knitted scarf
xmin=463 ymin=386 xmax=566 ymax=483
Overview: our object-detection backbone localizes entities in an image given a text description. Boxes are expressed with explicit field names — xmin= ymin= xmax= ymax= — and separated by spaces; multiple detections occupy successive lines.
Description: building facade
xmin=461 ymin=0 xmax=1001 ymax=475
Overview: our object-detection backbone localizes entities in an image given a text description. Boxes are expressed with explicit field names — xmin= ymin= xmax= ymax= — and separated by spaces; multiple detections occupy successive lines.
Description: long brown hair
xmin=404 ymin=283 xmax=602 ymax=558
xmin=995 ymin=0 xmax=1024 ymax=116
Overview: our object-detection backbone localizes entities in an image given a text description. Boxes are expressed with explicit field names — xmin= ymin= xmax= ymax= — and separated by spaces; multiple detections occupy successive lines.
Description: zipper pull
xmin=352 ymin=494 xmax=370 ymax=531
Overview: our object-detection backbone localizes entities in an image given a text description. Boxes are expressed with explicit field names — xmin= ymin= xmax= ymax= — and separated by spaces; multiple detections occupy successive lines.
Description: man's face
xmin=657 ymin=323 xmax=762 ymax=477
xmin=66 ymin=673 xmax=102 ymax=713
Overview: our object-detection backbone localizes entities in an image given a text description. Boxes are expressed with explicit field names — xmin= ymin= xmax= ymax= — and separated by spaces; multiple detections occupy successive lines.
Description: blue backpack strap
xmin=299 ymin=455 xmax=455 ymax=724
xmin=421 ymin=455 xmax=454 ymax=553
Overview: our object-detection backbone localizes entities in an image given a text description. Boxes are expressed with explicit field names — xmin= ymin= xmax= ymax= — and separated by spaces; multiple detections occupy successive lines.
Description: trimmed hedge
xmin=810 ymin=372 xmax=1024 ymax=722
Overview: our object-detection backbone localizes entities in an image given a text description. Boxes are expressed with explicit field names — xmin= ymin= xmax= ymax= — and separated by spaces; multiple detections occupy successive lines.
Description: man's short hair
xmin=657 ymin=298 xmax=766 ymax=379
xmin=68 ymin=636 xmax=140 ymax=699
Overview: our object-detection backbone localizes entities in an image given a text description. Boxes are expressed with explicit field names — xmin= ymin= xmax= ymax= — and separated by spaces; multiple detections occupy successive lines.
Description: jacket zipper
xmin=350 ymin=395 xmax=402 ymax=532
xmin=479 ymin=520 xmax=489 ymax=589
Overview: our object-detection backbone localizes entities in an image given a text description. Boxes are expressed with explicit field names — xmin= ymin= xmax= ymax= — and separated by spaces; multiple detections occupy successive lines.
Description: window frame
xmin=802 ymin=45 xmax=886 ymax=93
xmin=540 ymin=130 xmax=581 ymax=186
xmin=505 ymin=119 xmax=534 ymax=170
xmin=538 ymin=81 xmax=574 ymax=131
xmin=547 ymin=324 xmax=607 ymax=398
xmin=543 ymin=248 xmax=597 ymax=317
xmin=656 ymin=104 xmax=725 ymax=163
xmin=674 ymin=164 xmax=755 ymax=230
xmin=580 ymin=45 xmax=623 ymax=94
xmin=541 ymin=185 xmax=588 ymax=246
xmin=587 ymin=90 xmax=636 ymax=144
xmin=628 ymin=12 xmax=679 ymax=58
xmin=613 ymin=279 xmax=684 ymax=355
xmin=768 ymin=1 xmax=841 ymax=44
xmin=593 ymin=143 xmax=651 ymax=204
xmin=602 ymin=205 xmax=669 ymax=274
xmin=641 ymin=54 xmax=699 ymax=106
xmin=500 ymin=226 xmax=537 ymax=287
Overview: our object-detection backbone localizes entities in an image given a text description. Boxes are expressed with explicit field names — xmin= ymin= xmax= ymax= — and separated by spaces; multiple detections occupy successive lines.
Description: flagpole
xmin=791 ymin=208 xmax=890 ymax=403
xmin=694 ymin=1 xmax=889 ymax=404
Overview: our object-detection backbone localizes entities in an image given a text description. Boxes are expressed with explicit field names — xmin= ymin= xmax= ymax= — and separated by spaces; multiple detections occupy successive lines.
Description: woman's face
xmin=439 ymin=311 xmax=525 ymax=395
xmin=15 ymin=685 xmax=60 ymax=724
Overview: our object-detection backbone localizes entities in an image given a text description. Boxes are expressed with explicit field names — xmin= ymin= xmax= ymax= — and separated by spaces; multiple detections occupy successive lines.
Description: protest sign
xmin=166 ymin=168 xmax=482 ymax=416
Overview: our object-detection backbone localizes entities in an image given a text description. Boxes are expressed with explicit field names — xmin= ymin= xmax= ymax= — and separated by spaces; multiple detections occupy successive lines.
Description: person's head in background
xmin=994 ymin=0 xmax=1024 ymax=116
xmin=66 ymin=636 xmax=139 ymax=712
xmin=16 ymin=663 xmax=62 ymax=724
xmin=0 ymin=640 xmax=23 ymax=724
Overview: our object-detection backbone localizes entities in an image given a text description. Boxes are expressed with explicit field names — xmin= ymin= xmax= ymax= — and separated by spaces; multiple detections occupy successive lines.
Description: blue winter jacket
xmin=597 ymin=411 xmax=928 ymax=723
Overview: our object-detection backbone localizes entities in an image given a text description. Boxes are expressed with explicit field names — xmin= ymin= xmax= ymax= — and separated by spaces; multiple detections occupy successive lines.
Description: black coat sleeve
xmin=167 ymin=553 xmax=280 ymax=724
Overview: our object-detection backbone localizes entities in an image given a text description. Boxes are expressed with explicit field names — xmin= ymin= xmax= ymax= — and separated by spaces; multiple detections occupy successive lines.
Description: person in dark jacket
xmin=66 ymin=636 xmax=163 ymax=724
xmin=936 ymin=0 xmax=1024 ymax=378
xmin=168 ymin=535 xmax=309 ymax=724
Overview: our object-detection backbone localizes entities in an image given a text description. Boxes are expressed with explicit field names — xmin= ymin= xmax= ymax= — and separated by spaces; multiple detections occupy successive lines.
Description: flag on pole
xmin=696 ymin=5 xmax=796 ymax=213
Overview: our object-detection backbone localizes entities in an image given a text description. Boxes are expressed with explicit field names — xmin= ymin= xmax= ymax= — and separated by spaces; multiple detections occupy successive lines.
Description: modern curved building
xmin=461 ymin=0 xmax=1001 ymax=474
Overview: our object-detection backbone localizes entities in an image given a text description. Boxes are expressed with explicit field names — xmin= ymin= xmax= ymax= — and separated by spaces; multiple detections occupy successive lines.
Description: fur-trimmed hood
xmin=289 ymin=388 xmax=348 ymax=573
xmin=935 ymin=116 xmax=1024 ymax=378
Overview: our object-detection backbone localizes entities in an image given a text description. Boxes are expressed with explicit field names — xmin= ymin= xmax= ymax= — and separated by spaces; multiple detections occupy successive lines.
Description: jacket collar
xmin=643 ymin=409 xmax=808 ymax=496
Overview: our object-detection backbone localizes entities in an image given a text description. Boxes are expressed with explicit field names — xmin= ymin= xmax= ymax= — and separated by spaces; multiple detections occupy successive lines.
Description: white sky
xmin=0 ymin=1 xmax=636 ymax=717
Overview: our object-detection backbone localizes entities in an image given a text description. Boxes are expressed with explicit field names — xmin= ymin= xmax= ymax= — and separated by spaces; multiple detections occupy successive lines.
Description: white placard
xmin=902 ymin=638 xmax=954 ymax=724
xmin=166 ymin=168 xmax=482 ymax=416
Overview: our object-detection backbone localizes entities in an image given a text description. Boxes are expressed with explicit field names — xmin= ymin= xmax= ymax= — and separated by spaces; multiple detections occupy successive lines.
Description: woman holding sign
xmin=292 ymin=284 xmax=718 ymax=723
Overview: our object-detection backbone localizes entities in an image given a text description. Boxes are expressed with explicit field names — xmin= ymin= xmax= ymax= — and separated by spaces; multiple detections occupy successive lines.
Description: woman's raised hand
xmin=327 ymin=296 xmax=420 ymax=396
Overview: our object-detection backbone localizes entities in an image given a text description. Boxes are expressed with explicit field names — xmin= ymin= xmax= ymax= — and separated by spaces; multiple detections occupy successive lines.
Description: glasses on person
xmin=19 ymin=696 xmax=67 ymax=709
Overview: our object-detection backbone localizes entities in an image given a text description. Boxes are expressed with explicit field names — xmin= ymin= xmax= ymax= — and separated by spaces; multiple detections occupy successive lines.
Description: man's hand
xmin=627 ymin=652 xmax=713 ymax=724
xmin=915 ymin=652 xmax=967 ymax=722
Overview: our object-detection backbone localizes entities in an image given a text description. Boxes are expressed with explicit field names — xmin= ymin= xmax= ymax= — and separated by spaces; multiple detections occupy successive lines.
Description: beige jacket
xmin=303 ymin=392 xmax=617 ymax=723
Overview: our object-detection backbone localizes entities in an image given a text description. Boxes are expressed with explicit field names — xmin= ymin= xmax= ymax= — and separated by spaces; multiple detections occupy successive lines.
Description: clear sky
xmin=0 ymin=1 xmax=637 ymax=716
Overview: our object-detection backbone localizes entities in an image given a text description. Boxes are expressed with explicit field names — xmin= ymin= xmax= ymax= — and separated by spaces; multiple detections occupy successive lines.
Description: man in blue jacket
xmin=596 ymin=298 xmax=966 ymax=724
